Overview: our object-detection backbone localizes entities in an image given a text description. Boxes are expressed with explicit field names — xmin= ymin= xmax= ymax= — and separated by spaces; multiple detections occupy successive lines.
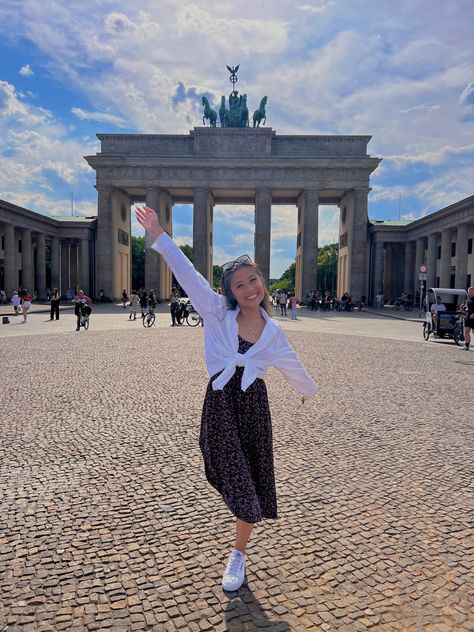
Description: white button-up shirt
xmin=152 ymin=233 xmax=318 ymax=399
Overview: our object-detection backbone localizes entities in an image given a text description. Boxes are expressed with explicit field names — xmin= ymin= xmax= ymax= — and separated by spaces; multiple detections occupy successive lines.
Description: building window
xmin=450 ymin=273 xmax=455 ymax=289
xmin=451 ymin=242 xmax=456 ymax=257
xmin=467 ymin=274 xmax=471 ymax=287
xmin=436 ymin=276 xmax=440 ymax=287
xmin=118 ymin=229 xmax=129 ymax=246
xmin=19 ymin=240 xmax=22 ymax=253
xmin=437 ymin=246 xmax=441 ymax=259
xmin=468 ymin=239 xmax=473 ymax=255
xmin=1 ymin=236 xmax=3 ymax=250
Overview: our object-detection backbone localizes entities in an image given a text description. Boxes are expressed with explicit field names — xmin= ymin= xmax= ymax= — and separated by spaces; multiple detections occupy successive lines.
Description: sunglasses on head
xmin=221 ymin=254 xmax=251 ymax=273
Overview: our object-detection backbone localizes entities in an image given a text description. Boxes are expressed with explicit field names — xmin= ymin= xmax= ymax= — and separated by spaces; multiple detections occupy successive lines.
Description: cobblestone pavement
xmin=0 ymin=318 xmax=473 ymax=631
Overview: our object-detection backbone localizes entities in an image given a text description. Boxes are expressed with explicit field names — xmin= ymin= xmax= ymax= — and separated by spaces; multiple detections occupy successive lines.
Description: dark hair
xmin=221 ymin=260 xmax=272 ymax=315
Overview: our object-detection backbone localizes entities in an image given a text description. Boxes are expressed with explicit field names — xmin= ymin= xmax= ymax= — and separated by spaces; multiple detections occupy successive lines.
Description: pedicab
xmin=422 ymin=288 xmax=467 ymax=345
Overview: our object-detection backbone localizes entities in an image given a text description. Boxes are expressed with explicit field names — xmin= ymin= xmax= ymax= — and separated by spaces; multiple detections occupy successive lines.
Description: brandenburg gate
xmin=85 ymin=127 xmax=380 ymax=301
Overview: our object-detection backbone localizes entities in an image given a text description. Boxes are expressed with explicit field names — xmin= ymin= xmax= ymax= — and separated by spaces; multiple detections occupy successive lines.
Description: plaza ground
xmin=0 ymin=304 xmax=472 ymax=631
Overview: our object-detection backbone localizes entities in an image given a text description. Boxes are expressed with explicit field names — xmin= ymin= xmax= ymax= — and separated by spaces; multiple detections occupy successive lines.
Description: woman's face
xmin=229 ymin=266 xmax=265 ymax=310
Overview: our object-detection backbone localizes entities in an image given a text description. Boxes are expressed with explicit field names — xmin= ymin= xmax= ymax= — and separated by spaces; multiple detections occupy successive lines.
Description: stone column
xmin=427 ymin=233 xmax=437 ymax=289
xmin=157 ymin=190 xmax=173 ymax=299
xmin=145 ymin=188 xmax=161 ymax=294
xmin=4 ymin=223 xmax=16 ymax=296
xmin=455 ymin=223 xmax=469 ymax=289
xmin=299 ymin=189 xmax=319 ymax=300
xmin=403 ymin=240 xmax=415 ymax=297
xmin=96 ymin=186 xmax=114 ymax=299
xmin=440 ymin=229 xmax=451 ymax=287
xmin=414 ymin=237 xmax=425 ymax=293
xmin=50 ymin=237 xmax=60 ymax=291
xmin=350 ymin=188 xmax=369 ymax=300
xmin=254 ymin=189 xmax=272 ymax=286
xmin=193 ymin=188 xmax=213 ymax=282
xmin=22 ymin=228 xmax=33 ymax=291
xmin=81 ymin=239 xmax=90 ymax=295
xmin=36 ymin=233 xmax=47 ymax=299
xmin=372 ymin=240 xmax=384 ymax=300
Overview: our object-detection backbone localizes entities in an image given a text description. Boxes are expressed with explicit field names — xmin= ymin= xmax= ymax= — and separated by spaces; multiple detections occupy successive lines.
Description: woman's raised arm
xmin=135 ymin=206 xmax=223 ymax=318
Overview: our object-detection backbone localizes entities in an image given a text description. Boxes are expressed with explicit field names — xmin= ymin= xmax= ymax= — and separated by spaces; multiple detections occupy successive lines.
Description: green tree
xmin=317 ymin=244 xmax=338 ymax=292
xmin=131 ymin=236 xmax=145 ymax=289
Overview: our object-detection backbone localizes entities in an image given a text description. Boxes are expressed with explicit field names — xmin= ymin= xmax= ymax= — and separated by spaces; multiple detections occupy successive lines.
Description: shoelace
xmin=225 ymin=553 xmax=244 ymax=576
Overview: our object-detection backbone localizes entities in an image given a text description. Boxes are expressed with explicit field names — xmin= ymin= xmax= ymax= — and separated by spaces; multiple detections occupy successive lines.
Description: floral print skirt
xmin=199 ymin=336 xmax=278 ymax=523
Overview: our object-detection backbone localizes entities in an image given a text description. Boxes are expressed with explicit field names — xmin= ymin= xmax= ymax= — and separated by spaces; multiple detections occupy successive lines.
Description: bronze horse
xmin=202 ymin=96 xmax=217 ymax=127
xmin=253 ymin=96 xmax=267 ymax=128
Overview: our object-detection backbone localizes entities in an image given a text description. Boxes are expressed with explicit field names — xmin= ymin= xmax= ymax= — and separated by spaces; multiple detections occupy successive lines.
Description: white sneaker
xmin=222 ymin=549 xmax=246 ymax=591
xmin=461 ymin=346 xmax=470 ymax=350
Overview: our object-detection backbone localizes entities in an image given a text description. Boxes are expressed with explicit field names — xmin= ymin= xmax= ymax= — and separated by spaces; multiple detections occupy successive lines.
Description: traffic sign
xmin=419 ymin=264 xmax=427 ymax=273
xmin=419 ymin=273 xmax=427 ymax=281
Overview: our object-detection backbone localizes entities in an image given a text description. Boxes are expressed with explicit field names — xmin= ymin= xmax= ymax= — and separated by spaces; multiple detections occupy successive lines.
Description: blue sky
xmin=0 ymin=0 xmax=473 ymax=276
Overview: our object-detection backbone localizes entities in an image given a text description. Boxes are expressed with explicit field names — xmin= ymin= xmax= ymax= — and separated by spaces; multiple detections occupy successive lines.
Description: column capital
xmin=94 ymin=184 xmax=114 ymax=192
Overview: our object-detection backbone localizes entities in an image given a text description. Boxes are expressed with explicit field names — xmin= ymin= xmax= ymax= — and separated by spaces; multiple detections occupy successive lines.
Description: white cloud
xmin=298 ymin=2 xmax=333 ymax=14
xmin=71 ymin=107 xmax=127 ymax=126
xmin=19 ymin=64 xmax=34 ymax=76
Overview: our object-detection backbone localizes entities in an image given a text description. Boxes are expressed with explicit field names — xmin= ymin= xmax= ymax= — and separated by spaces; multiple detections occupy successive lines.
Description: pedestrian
xmin=121 ymin=289 xmax=128 ymax=309
xmin=461 ymin=286 xmax=474 ymax=351
xmin=20 ymin=289 xmax=33 ymax=323
xmin=139 ymin=290 xmax=148 ymax=319
xmin=50 ymin=288 xmax=60 ymax=320
xmin=375 ymin=292 xmax=384 ymax=310
xmin=135 ymin=205 xmax=317 ymax=592
xmin=290 ymin=294 xmax=297 ymax=319
xmin=170 ymin=286 xmax=180 ymax=326
xmin=129 ymin=290 xmax=139 ymax=320
xmin=278 ymin=289 xmax=287 ymax=316
xmin=11 ymin=291 xmax=21 ymax=315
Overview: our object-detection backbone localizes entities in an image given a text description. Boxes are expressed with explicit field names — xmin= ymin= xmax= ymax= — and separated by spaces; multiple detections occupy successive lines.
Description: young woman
xmin=20 ymin=289 xmax=33 ymax=323
xmin=135 ymin=205 xmax=317 ymax=592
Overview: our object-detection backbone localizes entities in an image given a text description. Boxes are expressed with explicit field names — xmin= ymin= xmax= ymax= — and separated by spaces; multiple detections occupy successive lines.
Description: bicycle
xmin=78 ymin=304 xmax=91 ymax=330
xmin=177 ymin=299 xmax=203 ymax=327
xmin=142 ymin=306 xmax=156 ymax=327
xmin=393 ymin=298 xmax=413 ymax=311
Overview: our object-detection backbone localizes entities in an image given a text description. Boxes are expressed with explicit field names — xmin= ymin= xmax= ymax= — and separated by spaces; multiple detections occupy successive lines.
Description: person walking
xmin=128 ymin=290 xmax=139 ymax=320
xmin=50 ymin=288 xmax=60 ymax=320
xmin=121 ymin=289 xmax=128 ymax=309
xmin=375 ymin=292 xmax=384 ymax=310
xmin=461 ymin=286 xmax=474 ymax=351
xmin=11 ymin=291 xmax=21 ymax=315
xmin=135 ymin=205 xmax=317 ymax=592
xmin=20 ymin=289 xmax=33 ymax=323
xmin=290 ymin=294 xmax=298 ymax=319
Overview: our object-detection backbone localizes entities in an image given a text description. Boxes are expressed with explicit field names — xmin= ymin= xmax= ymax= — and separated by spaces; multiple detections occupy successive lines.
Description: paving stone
xmin=0 ymin=323 xmax=473 ymax=630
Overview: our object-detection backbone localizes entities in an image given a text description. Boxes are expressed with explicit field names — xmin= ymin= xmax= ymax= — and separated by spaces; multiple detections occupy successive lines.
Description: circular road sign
xmin=419 ymin=264 xmax=427 ymax=273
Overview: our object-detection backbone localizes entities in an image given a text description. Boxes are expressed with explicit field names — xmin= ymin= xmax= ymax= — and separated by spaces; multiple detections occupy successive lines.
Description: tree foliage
xmin=131 ymin=236 xmax=145 ymax=289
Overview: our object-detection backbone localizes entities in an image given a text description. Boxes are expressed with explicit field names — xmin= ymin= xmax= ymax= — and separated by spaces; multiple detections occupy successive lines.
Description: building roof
xmin=53 ymin=216 xmax=97 ymax=223
xmin=369 ymin=220 xmax=412 ymax=227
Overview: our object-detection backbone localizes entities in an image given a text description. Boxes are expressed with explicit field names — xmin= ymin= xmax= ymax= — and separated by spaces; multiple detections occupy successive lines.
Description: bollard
xmin=2 ymin=316 xmax=10 ymax=324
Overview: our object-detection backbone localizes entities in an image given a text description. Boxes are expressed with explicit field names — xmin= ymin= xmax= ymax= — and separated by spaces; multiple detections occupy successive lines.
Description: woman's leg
xmin=235 ymin=518 xmax=254 ymax=554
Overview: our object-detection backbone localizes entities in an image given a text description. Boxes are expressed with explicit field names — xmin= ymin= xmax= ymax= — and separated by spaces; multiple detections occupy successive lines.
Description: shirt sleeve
xmin=275 ymin=328 xmax=318 ymax=399
xmin=151 ymin=232 xmax=224 ymax=318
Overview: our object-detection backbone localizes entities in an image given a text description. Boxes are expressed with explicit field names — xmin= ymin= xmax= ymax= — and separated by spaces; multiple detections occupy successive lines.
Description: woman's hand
xmin=135 ymin=206 xmax=164 ymax=240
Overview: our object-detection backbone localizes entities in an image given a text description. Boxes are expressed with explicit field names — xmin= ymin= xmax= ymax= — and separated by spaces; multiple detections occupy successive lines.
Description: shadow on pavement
xmin=224 ymin=584 xmax=292 ymax=631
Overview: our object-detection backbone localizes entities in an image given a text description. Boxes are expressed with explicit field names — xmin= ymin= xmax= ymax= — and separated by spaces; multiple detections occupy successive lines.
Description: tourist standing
xmin=121 ymin=289 xmax=128 ymax=309
xmin=170 ymin=287 xmax=180 ymax=326
xmin=461 ymin=286 xmax=474 ymax=351
xmin=135 ymin=205 xmax=317 ymax=593
xmin=50 ymin=288 xmax=60 ymax=320
xmin=376 ymin=292 xmax=384 ymax=310
xmin=278 ymin=290 xmax=287 ymax=316
xmin=129 ymin=290 xmax=139 ymax=320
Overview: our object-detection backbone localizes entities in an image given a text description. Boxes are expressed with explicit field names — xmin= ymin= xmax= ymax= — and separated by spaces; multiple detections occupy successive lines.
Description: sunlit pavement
xmin=1 ymin=302 xmax=472 ymax=631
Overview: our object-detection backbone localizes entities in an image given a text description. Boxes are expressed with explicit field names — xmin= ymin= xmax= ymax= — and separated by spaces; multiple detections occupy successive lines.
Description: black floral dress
xmin=199 ymin=336 xmax=278 ymax=523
